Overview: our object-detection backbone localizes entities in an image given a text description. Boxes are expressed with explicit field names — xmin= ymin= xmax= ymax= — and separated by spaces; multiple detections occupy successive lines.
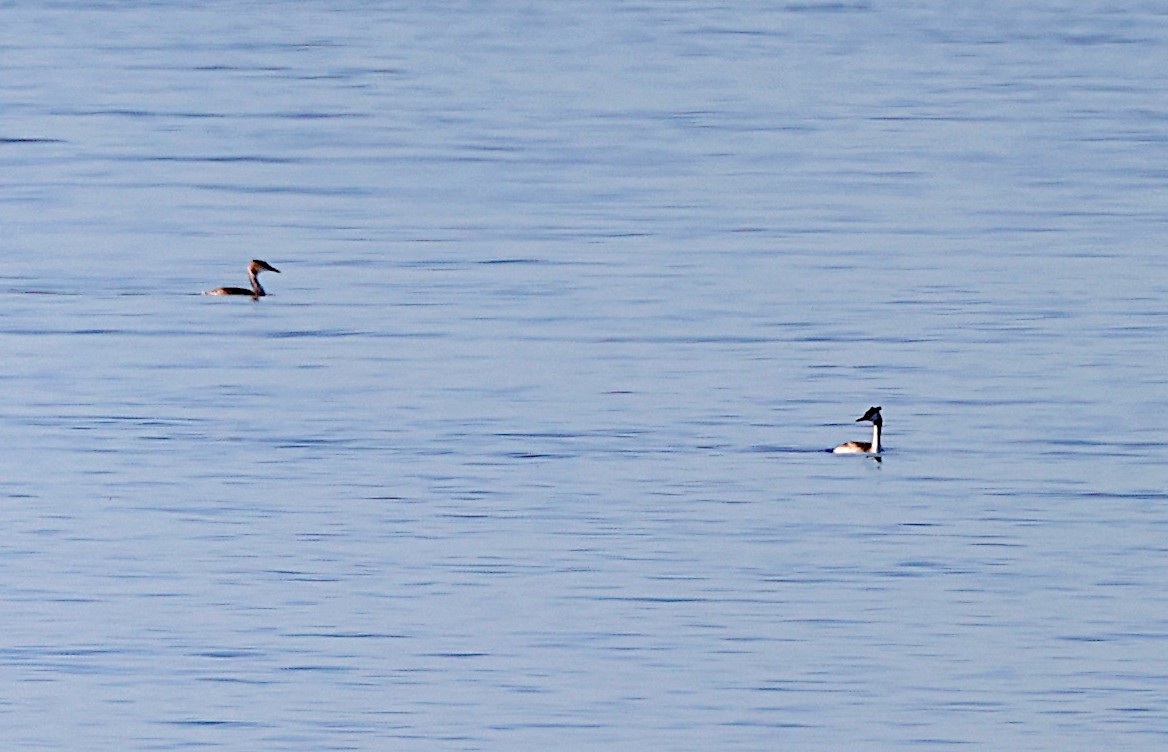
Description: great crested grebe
xmin=831 ymin=406 xmax=883 ymax=454
xmin=204 ymin=259 xmax=280 ymax=299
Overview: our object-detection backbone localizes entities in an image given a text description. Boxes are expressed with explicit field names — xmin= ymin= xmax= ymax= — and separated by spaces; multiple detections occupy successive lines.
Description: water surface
xmin=2 ymin=2 xmax=1168 ymax=750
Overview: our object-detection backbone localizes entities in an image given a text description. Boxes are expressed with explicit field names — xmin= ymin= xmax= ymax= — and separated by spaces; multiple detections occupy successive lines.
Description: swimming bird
xmin=204 ymin=259 xmax=280 ymax=299
xmin=831 ymin=406 xmax=883 ymax=454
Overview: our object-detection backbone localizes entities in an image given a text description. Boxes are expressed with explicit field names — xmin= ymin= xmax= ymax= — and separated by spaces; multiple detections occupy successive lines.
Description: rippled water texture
xmin=2 ymin=2 xmax=1168 ymax=750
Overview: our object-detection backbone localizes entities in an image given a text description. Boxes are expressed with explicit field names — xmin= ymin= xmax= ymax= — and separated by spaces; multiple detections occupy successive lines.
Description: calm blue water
xmin=3 ymin=2 xmax=1168 ymax=750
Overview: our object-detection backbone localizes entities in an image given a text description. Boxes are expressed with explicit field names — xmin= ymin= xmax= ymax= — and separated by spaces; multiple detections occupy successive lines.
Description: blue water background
xmin=2 ymin=2 xmax=1168 ymax=749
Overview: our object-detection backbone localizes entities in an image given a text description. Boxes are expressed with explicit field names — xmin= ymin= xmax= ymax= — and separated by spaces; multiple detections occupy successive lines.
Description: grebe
xmin=204 ymin=259 xmax=280 ymax=299
xmin=831 ymin=406 xmax=883 ymax=454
